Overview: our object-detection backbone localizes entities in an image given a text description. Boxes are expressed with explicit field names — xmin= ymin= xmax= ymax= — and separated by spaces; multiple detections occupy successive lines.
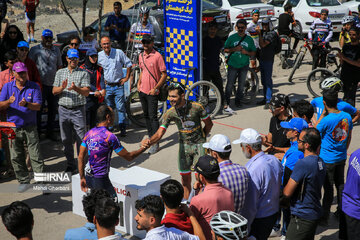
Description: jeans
xmin=273 ymin=208 xmax=291 ymax=236
xmin=86 ymin=96 xmax=100 ymax=129
xmin=10 ymin=125 xmax=43 ymax=183
xmin=225 ymin=65 xmax=248 ymax=106
xmin=286 ymin=215 xmax=318 ymax=240
xmin=139 ymin=91 xmax=159 ymax=137
xmin=250 ymin=212 xmax=278 ymax=240
xmin=203 ymin=69 xmax=225 ymax=106
xmin=259 ymin=60 xmax=274 ymax=103
xmin=322 ymin=160 xmax=345 ymax=219
xmin=344 ymin=213 xmax=360 ymax=240
xmin=58 ymin=105 xmax=86 ymax=171
xmin=105 ymin=84 xmax=126 ymax=125
xmin=311 ymin=45 xmax=327 ymax=70
xmin=85 ymin=174 xmax=117 ymax=200
xmin=37 ymin=85 xmax=58 ymax=134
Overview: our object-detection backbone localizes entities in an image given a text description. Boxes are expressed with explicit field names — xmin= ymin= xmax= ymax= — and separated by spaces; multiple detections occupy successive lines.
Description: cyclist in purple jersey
xmin=78 ymin=105 xmax=149 ymax=199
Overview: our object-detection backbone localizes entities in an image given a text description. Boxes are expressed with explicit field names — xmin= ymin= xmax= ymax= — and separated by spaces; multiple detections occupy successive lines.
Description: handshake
xmin=141 ymin=138 xmax=151 ymax=149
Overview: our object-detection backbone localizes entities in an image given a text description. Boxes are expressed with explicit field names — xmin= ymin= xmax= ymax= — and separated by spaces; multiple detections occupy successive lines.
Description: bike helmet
xmin=342 ymin=15 xmax=354 ymax=25
xmin=210 ymin=211 xmax=248 ymax=240
xmin=139 ymin=6 xmax=150 ymax=14
xmin=321 ymin=77 xmax=343 ymax=91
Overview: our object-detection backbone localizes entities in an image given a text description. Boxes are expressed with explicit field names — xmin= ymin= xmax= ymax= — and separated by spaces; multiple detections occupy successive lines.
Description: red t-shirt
xmin=25 ymin=0 xmax=37 ymax=12
xmin=25 ymin=57 xmax=42 ymax=89
xmin=161 ymin=212 xmax=194 ymax=234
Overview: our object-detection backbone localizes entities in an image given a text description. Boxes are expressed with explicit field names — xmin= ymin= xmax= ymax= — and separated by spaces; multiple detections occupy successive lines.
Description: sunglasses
xmin=69 ymin=57 xmax=79 ymax=61
xmin=18 ymin=48 xmax=29 ymax=52
xmin=90 ymin=55 xmax=98 ymax=58
xmin=142 ymin=40 xmax=151 ymax=45
xmin=237 ymin=26 xmax=246 ymax=30
xmin=298 ymin=139 xmax=307 ymax=144
xmin=9 ymin=31 xmax=17 ymax=35
xmin=70 ymin=43 xmax=79 ymax=46
xmin=170 ymin=82 xmax=185 ymax=92
xmin=44 ymin=36 xmax=53 ymax=40
xmin=269 ymin=105 xmax=279 ymax=112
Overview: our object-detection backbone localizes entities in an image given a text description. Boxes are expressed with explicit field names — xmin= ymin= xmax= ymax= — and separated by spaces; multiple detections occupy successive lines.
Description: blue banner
xmin=164 ymin=0 xmax=201 ymax=99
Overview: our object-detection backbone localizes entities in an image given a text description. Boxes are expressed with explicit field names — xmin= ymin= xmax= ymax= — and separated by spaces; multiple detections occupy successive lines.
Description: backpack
xmin=274 ymin=32 xmax=282 ymax=54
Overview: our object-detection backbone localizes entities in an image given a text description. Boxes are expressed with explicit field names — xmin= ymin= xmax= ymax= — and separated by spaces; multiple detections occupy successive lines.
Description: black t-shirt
xmin=259 ymin=30 xmax=277 ymax=61
xmin=269 ymin=115 xmax=291 ymax=148
xmin=278 ymin=13 xmax=294 ymax=36
xmin=341 ymin=43 xmax=360 ymax=81
xmin=203 ymin=35 xmax=223 ymax=72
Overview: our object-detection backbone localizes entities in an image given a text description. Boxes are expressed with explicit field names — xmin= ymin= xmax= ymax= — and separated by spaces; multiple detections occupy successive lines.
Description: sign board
xmin=72 ymin=166 xmax=170 ymax=238
xmin=164 ymin=0 xmax=201 ymax=99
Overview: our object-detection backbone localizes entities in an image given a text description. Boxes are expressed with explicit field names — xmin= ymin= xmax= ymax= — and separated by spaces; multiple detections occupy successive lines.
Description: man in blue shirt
xmin=275 ymin=117 xmax=307 ymax=237
xmin=315 ymin=89 xmax=352 ymax=232
xmin=98 ymin=36 xmax=132 ymax=136
xmin=104 ymin=1 xmax=130 ymax=50
xmin=282 ymin=128 xmax=326 ymax=240
xmin=0 ymin=62 xmax=43 ymax=192
xmin=233 ymin=128 xmax=283 ymax=240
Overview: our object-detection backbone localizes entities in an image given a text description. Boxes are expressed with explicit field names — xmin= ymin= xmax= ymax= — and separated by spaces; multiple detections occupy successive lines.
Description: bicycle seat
xmin=183 ymin=67 xmax=197 ymax=71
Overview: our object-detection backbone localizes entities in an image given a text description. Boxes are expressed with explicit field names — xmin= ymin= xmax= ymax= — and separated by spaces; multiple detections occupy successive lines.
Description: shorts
xmin=25 ymin=12 xmax=36 ymax=24
xmin=250 ymin=48 xmax=260 ymax=61
xmin=178 ymin=142 xmax=205 ymax=175
xmin=85 ymin=174 xmax=117 ymax=201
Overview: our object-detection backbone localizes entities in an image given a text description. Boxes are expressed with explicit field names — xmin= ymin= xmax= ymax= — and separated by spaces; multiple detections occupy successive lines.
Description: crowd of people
xmin=0 ymin=0 xmax=359 ymax=240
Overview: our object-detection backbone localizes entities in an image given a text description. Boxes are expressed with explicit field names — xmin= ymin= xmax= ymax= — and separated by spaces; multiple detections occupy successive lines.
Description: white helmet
xmin=210 ymin=211 xmax=248 ymax=240
xmin=139 ymin=6 xmax=150 ymax=14
xmin=321 ymin=77 xmax=343 ymax=91
xmin=342 ymin=15 xmax=354 ymax=25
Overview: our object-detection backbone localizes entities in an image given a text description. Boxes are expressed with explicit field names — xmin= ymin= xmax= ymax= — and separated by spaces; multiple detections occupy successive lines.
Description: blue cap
xmin=280 ymin=118 xmax=308 ymax=133
xmin=67 ymin=49 xmax=79 ymax=58
xmin=86 ymin=48 xmax=98 ymax=56
xmin=17 ymin=41 xmax=29 ymax=48
xmin=42 ymin=29 xmax=53 ymax=37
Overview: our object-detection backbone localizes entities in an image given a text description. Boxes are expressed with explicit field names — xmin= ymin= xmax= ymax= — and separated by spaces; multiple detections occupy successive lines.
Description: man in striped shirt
xmin=203 ymin=134 xmax=249 ymax=214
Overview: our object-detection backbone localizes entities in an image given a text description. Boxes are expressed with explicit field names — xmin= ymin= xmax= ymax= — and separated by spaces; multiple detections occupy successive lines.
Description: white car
xmin=207 ymin=0 xmax=277 ymax=25
xmin=268 ymin=0 xmax=351 ymax=33
xmin=342 ymin=0 xmax=359 ymax=15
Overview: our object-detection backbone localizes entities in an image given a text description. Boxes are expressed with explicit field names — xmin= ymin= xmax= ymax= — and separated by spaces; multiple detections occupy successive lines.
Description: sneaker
xmin=280 ymin=235 xmax=286 ymax=240
xmin=27 ymin=37 xmax=31 ymax=43
xmin=148 ymin=143 xmax=159 ymax=155
xmin=269 ymin=229 xmax=282 ymax=238
xmin=18 ymin=183 xmax=30 ymax=193
xmin=223 ymin=106 xmax=236 ymax=114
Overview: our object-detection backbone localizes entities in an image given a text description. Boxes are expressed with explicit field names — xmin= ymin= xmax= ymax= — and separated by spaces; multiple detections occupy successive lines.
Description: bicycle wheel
xmin=326 ymin=47 xmax=341 ymax=74
xmin=241 ymin=68 xmax=259 ymax=104
xmin=307 ymin=68 xmax=335 ymax=98
xmin=288 ymin=51 xmax=304 ymax=82
xmin=185 ymin=81 xmax=221 ymax=117
xmin=125 ymin=90 xmax=168 ymax=127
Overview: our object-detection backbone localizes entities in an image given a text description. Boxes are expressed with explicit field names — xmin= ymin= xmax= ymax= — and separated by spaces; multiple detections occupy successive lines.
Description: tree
xmin=59 ymin=0 xmax=88 ymax=38
xmin=98 ymin=0 xmax=103 ymax=45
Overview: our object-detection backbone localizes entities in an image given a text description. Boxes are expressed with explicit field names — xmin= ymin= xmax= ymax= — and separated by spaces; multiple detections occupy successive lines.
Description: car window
xmin=228 ymin=0 xmax=262 ymax=6
xmin=288 ymin=0 xmax=300 ymax=7
xmin=270 ymin=0 xmax=286 ymax=7
xmin=90 ymin=15 xmax=108 ymax=35
xmin=306 ymin=0 xmax=340 ymax=6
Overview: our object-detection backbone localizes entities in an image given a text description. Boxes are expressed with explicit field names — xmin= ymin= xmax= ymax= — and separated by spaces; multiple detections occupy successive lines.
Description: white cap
xmin=203 ymin=134 xmax=232 ymax=153
xmin=233 ymin=128 xmax=262 ymax=145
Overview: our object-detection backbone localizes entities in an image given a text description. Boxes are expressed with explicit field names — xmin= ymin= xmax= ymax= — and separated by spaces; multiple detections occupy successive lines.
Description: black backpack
xmin=274 ymin=32 xmax=282 ymax=54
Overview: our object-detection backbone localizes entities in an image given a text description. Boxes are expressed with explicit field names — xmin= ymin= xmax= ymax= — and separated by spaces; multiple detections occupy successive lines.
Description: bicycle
xmin=307 ymin=67 xmax=337 ymax=98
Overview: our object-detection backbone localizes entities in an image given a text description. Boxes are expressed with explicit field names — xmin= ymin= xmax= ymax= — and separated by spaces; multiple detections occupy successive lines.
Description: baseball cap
xmin=321 ymin=8 xmax=329 ymax=15
xmin=193 ymin=155 xmax=220 ymax=179
xmin=252 ymin=9 xmax=260 ymax=15
xmin=280 ymin=118 xmax=308 ymax=133
xmin=67 ymin=49 xmax=79 ymax=59
xmin=17 ymin=41 xmax=29 ymax=48
xmin=13 ymin=62 xmax=28 ymax=73
xmin=203 ymin=134 xmax=232 ymax=153
xmin=233 ymin=128 xmax=262 ymax=145
xmin=42 ymin=29 xmax=53 ymax=38
xmin=86 ymin=48 xmax=98 ymax=56
xmin=269 ymin=94 xmax=290 ymax=108
xmin=142 ymin=34 xmax=154 ymax=43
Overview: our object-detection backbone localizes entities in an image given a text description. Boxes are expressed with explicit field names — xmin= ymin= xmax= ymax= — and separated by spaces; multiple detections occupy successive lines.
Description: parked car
xmin=205 ymin=0 xmax=276 ymax=25
xmin=55 ymin=1 xmax=231 ymax=51
xmin=268 ymin=0 xmax=350 ymax=33
xmin=342 ymin=0 xmax=359 ymax=15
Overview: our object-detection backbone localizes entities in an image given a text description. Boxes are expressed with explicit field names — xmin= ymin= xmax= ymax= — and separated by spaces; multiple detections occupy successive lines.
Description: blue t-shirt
xmin=316 ymin=111 xmax=353 ymax=163
xmin=311 ymin=97 xmax=357 ymax=120
xmin=281 ymin=141 xmax=304 ymax=185
xmin=105 ymin=13 xmax=131 ymax=41
xmin=64 ymin=222 xmax=123 ymax=240
xmin=342 ymin=149 xmax=360 ymax=220
xmin=290 ymin=155 xmax=326 ymax=221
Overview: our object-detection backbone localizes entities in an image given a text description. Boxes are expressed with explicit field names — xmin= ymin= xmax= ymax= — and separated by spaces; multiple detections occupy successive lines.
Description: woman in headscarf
xmin=79 ymin=48 xmax=105 ymax=129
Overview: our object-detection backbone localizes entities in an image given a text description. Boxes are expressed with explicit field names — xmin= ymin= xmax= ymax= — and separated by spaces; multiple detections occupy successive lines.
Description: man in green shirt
xmin=141 ymin=83 xmax=213 ymax=199
xmin=224 ymin=19 xmax=256 ymax=114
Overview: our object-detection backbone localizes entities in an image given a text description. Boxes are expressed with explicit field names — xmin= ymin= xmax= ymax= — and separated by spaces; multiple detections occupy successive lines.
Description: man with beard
xmin=141 ymin=83 xmax=213 ymax=200
xmin=233 ymin=128 xmax=282 ymax=240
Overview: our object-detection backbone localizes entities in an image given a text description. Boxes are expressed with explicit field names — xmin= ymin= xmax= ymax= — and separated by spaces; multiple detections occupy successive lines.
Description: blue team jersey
xmin=311 ymin=97 xmax=357 ymax=120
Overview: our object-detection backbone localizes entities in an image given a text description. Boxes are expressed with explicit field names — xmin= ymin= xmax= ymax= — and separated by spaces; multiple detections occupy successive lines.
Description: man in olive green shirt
xmin=224 ymin=19 xmax=256 ymax=114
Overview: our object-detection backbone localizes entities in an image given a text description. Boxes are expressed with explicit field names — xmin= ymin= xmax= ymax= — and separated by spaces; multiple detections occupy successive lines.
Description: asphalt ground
xmin=1 ymin=44 xmax=359 ymax=239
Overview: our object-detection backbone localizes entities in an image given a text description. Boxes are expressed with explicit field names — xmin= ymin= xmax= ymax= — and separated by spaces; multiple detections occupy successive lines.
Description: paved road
xmin=0 ymin=49 xmax=358 ymax=239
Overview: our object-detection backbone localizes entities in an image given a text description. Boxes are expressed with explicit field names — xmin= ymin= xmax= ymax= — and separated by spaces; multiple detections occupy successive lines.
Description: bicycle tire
xmin=307 ymin=68 xmax=335 ymax=98
xmin=125 ymin=90 xmax=168 ymax=127
xmin=241 ymin=68 xmax=259 ymax=104
xmin=185 ymin=80 xmax=221 ymax=117
xmin=326 ymin=47 xmax=341 ymax=74
xmin=288 ymin=51 xmax=304 ymax=82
